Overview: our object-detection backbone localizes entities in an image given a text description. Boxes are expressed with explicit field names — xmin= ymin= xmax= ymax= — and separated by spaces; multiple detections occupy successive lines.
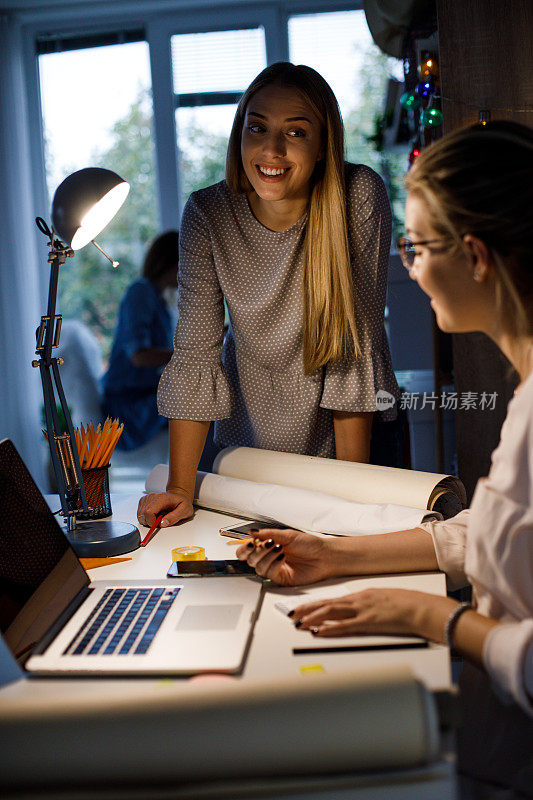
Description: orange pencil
xmin=94 ymin=425 xmax=111 ymax=468
xmin=97 ymin=419 xmax=120 ymax=467
xmin=85 ymin=422 xmax=95 ymax=466
xmin=79 ymin=424 xmax=90 ymax=467
xmin=105 ymin=422 xmax=124 ymax=464
xmin=87 ymin=423 xmax=102 ymax=468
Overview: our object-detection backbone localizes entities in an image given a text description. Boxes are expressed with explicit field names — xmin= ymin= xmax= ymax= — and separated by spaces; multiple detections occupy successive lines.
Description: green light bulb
xmin=400 ymin=91 xmax=422 ymax=110
xmin=421 ymin=107 xmax=443 ymax=128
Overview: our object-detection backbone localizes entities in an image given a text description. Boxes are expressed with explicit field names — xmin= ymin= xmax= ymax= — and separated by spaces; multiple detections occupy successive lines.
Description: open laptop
xmin=0 ymin=439 xmax=263 ymax=676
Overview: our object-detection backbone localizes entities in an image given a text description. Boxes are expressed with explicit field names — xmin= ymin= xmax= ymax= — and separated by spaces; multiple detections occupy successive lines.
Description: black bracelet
xmin=444 ymin=601 xmax=472 ymax=649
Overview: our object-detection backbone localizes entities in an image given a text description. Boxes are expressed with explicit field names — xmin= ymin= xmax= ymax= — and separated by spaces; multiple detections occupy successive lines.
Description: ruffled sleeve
xmin=157 ymin=194 xmax=233 ymax=421
xmin=320 ymin=165 xmax=399 ymax=418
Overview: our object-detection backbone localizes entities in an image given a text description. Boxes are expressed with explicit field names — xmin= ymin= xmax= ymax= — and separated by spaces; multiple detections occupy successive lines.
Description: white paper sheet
xmin=270 ymin=573 xmax=446 ymax=650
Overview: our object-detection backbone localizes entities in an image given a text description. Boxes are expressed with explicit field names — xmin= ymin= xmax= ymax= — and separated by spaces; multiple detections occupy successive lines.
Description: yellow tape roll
xmin=172 ymin=545 xmax=206 ymax=562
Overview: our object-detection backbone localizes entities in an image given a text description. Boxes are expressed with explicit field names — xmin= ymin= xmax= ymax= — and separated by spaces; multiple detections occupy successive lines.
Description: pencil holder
xmin=77 ymin=465 xmax=112 ymax=519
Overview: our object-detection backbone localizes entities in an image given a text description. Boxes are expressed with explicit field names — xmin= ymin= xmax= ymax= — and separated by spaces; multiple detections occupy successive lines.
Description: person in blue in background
xmin=102 ymin=230 xmax=179 ymax=451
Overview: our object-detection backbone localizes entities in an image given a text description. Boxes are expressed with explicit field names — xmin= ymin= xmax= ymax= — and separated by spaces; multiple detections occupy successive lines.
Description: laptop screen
xmin=0 ymin=439 xmax=88 ymax=661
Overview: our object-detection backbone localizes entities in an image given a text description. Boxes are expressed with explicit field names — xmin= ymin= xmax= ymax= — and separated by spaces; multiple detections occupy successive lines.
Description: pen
xmin=227 ymin=538 xmax=253 ymax=545
xmin=140 ymin=513 xmax=165 ymax=547
xmin=274 ymin=602 xmax=294 ymax=617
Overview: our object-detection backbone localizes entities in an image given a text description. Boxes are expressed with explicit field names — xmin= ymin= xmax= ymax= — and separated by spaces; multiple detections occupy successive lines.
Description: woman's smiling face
xmin=405 ymin=192 xmax=494 ymax=335
xmin=240 ymin=83 xmax=324 ymax=209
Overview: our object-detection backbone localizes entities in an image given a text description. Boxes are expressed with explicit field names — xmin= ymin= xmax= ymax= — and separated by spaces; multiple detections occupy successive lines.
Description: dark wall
xmin=437 ymin=0 xmax=532 ymax=501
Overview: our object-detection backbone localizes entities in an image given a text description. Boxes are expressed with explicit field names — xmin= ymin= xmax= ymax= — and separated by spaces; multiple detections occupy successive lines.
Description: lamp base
xmin=63 ymin=520 xmax=140 ymax=557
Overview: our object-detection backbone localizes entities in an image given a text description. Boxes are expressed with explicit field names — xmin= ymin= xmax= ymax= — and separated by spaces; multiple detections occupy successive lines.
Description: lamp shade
xmin=51 ymin=167 xmax=130 ymax=250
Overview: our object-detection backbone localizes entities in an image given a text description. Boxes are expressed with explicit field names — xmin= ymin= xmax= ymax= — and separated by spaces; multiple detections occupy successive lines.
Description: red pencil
xmin=140 ymin=513 xmax=165 ymax=547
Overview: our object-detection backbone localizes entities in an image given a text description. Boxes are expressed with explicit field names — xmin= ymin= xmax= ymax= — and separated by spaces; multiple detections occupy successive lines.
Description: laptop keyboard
xmin=62 ymin=587 xmax=180 ymax=656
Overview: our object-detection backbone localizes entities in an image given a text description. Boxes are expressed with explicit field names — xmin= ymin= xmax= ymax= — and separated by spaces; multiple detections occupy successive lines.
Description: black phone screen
xmin=167 ymin=560 xmax=257 ymax=577
xmin=221 ymin=521 xmax=288 ymax=536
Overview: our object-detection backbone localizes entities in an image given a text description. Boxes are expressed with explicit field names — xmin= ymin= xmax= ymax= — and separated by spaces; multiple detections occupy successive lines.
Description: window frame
xmin=21 ymin=1 xmax=363 ymax=295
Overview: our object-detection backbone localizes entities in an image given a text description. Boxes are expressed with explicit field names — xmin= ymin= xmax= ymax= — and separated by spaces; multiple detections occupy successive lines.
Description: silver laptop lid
xmin=0 ymin=439 xmax=88 ymax=664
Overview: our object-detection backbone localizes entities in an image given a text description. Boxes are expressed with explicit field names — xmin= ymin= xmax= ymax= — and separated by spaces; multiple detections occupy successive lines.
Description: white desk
xmin=1 ymin=493 xmax=451 ymax=698
xmin=0 ymin=495 xmax=456 ymax=800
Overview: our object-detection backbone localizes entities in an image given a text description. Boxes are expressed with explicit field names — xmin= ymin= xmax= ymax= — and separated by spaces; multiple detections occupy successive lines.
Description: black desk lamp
xmin=34 ymin=167 xmax=140 ymax=556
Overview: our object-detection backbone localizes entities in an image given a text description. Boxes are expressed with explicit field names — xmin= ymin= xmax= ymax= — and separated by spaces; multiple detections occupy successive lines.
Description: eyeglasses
xmin=396 ymin=236 xmax=450 ymax=271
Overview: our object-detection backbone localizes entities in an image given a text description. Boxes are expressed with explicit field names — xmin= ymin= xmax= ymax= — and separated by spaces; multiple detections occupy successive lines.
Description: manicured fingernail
xmin=287 ymin=610 xmax=294 ymax=617
xmin=160 ymin=519 xmax=169 ymax=527
xmin=311 ymin=627 xmax=320 ymax=635
xmin=272 ymin=544 xmax=282 ymax=553
xmin=275 ymin=553 xmax=285 ymax=562
xmin=264 ymin=539 xmax=275 ymax=549
xmin=294 ymin=620 xmax=302 ymax=628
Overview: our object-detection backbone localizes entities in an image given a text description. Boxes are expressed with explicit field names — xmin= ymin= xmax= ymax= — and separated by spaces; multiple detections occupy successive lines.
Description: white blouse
xmin=420 ymin=370 xmax=533 ymax=717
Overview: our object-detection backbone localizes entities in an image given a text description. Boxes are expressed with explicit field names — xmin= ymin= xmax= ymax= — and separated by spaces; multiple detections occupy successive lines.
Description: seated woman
xmin=101 ymin=231 xmax=178 ymax=451
xmin=237 ymin=121 xmax=533 ymax=795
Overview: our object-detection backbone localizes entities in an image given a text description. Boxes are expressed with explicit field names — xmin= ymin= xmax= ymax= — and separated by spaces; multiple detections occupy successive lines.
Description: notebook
xmin=0 ymin=439 xmax=263 ymax=676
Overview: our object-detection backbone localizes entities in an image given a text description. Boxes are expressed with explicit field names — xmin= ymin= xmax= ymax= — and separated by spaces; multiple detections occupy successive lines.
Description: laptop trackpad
xmin=177 ymin=604 xmax=242 ymax=631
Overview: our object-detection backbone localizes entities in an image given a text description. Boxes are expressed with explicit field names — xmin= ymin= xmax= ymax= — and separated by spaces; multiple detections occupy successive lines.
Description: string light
xmin=415 ymin=78 xmax=435 ymax=98
xmin=421 ymin=94 xmax=443 ymax=129
xmin=408 ymin=142 xmax=421 ymax=166
xmin=400 ymin=91 xmax=422 ymax=110
xmin=418 ymin=52 xmax=440 ymax=85
xmin=421 ymin=106 xmax=443 ymax=128
xmin=403 ymin=51 xmax=443 ymax=169
xmin=478 ymin=110 xmax=491 ymax=126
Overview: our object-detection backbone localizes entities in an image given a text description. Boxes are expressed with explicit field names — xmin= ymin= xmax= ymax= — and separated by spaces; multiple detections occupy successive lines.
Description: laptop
xmin=0 ymin=439 xmax=263 ymax=676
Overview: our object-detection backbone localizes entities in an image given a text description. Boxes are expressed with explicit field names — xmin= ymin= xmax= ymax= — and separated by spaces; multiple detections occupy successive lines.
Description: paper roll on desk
xmin=0 ymin=665 xmax=441 ymax=790
xmin=145 ymin=447 xmax=466 ymax=536
xmin=214 ymin=447 xmax=466 ymax=517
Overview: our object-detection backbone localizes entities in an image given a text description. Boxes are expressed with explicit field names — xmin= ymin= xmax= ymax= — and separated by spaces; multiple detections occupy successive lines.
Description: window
xmin=171 ymin=28 xmax=267 ymax=209
xmin=39 ymin=39 xmax=158 ymax=361
xmin=25 ymin=2 xmax=415 ymax=487
xmin=289 ymin=9 xmax=407 ymax=237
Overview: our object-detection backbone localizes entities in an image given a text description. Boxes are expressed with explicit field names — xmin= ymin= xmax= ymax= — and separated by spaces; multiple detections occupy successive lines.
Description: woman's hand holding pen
xmin=137 ymin=489 xmax=193 ymax=529
xmin=236 ymin=529 xmax=337 ymax=587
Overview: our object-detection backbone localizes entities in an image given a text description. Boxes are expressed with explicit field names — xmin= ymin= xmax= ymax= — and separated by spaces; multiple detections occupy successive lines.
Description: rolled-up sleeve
xmin=157 ymin=195 xmax=233 ymax=421
xmin=320 ymin=165 xmax=399 ymax=416
xmin=419 ymin=509 xmax=470 ymax=591
xmin=483 ymin=621 xmax=533 ymax=718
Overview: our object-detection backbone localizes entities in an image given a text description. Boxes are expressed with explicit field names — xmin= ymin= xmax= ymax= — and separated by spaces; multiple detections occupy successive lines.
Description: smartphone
xmin=167 ymin=559 xmax=257 ymax=577
xmin=219 ymin=520 xmax=288 ymax=539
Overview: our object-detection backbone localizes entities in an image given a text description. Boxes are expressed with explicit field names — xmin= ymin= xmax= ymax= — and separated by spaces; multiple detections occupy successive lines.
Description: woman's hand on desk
xmin=236 ymin=529 xmax=336 ymax=587
xmin=291 ymin=588 xmax=457 ymax=641
xmin=137 ymin=489 xmax=194 ymax=528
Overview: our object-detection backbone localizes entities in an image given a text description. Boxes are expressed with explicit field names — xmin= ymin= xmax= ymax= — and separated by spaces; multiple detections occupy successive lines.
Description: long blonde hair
xmin=405 ymin=121 xmax=533 ymax=338
xmin=226 ymin=62 xmax=358 ymax=374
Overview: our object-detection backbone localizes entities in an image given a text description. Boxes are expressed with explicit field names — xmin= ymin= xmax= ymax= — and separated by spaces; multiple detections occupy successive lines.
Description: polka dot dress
xmin=158 ymin=163 xmax=400 ymax=458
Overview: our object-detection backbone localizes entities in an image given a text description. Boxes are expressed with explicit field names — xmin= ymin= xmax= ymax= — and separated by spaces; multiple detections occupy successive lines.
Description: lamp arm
xmin=34 ymin=230 xmax=89 ymax=527
xmin=51 ymin=358 xmax=88 ymax=508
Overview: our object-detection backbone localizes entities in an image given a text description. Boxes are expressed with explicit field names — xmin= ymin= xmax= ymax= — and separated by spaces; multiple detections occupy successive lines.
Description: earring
xmin=473 ymin=270 xmax=482 ymax=282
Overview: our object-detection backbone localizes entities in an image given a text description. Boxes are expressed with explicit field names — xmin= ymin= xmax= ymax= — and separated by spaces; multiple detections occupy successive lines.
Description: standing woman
xmin=138 ymin=63 xmax=399 ymax=528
